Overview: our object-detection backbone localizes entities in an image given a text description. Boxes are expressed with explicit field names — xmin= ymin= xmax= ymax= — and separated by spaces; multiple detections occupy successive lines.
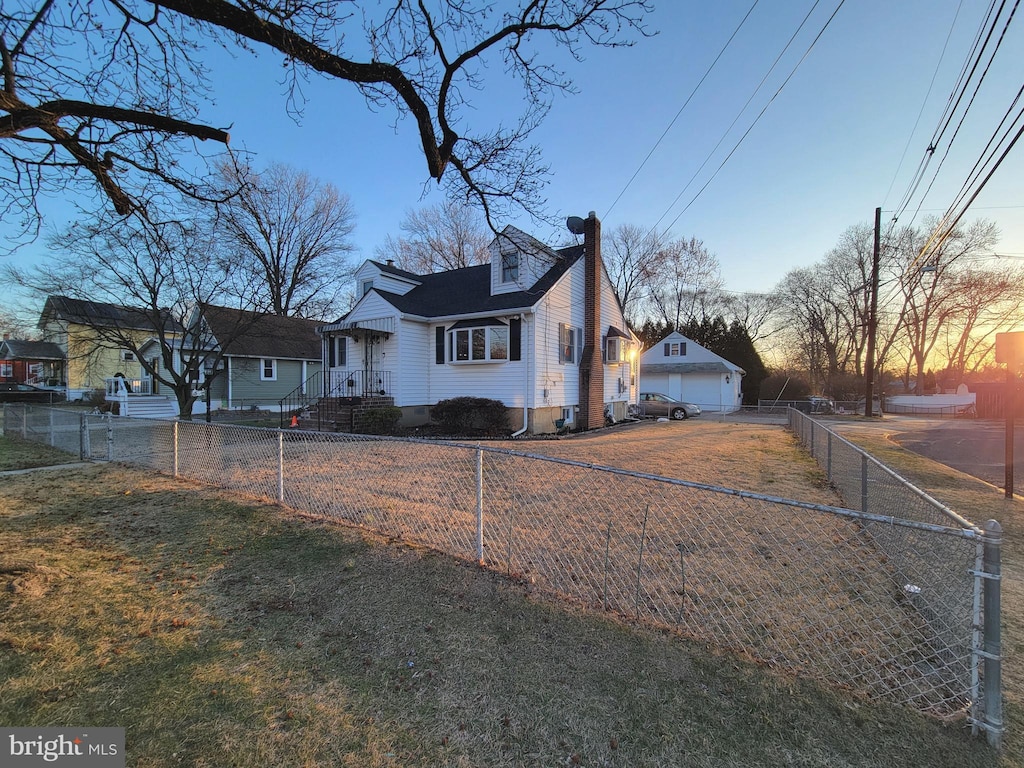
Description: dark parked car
xmin=0 ymin=383 xmax=66 ymax=403
xmin=639 ymin=392 xmax=701 ymax=420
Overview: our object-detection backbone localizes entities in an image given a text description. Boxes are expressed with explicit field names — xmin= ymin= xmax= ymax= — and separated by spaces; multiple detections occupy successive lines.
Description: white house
xmin=640 ymin=332 xmax=744 ymax=413
xmin=318 ymin=213 xmax=639 ymax=434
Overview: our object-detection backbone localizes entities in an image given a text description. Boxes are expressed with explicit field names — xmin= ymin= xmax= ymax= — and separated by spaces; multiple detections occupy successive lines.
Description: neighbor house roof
xmin=370 ymin=245 xmax=584 ymax=319
xmin=202 ymin=305 xmax=323 ymax=361
xmin=0 ymin=339 xmax=65 ymax=360
xmin=40 ymin=295 xmax=183 ymax=334
xmin=640 ymin=362 xmax=742 ymax=375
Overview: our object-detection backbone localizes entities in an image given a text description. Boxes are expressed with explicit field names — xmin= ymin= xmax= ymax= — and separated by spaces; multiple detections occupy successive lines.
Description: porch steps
xmin=121 ymin=395 xmax=179 ymax=420
xmin=297 ymin=395 xmax=394 ymax=433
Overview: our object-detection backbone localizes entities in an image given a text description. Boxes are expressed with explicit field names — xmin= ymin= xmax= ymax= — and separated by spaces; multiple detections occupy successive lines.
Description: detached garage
xmin=640 ymin=331 xmax=744 ymax=413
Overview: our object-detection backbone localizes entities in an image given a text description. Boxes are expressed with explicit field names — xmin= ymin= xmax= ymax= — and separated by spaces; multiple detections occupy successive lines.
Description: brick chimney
xmin=578 ymin=211 xmax=604 ymax=430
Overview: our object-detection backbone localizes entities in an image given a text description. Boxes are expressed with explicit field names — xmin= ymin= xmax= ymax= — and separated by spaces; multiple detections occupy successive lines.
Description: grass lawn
xmin=0 ymin=421 xmax=1014 ymax=766
xmin=0 ymin=433 xmax=83 ymax=471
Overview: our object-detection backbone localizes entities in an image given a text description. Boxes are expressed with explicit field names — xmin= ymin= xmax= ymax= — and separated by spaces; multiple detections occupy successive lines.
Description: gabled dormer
xmin=355 ymin=260 xmax=423 ymax=299
xmin=489 ymin=225 xmax=561 ymax=296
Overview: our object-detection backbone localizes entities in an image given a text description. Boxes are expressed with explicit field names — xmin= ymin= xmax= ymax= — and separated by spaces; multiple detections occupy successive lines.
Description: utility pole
xmin=863 ymin=206 xmax=881 ymax=417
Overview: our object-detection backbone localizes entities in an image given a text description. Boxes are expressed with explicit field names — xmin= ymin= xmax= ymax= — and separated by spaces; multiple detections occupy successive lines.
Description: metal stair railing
xmin=278 ymin=371 xmax=324 ymax=428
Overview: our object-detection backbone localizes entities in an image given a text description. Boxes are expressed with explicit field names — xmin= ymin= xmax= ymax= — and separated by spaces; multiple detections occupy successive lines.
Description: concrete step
xmin=122 ymin=396 xmax=179 ymax=420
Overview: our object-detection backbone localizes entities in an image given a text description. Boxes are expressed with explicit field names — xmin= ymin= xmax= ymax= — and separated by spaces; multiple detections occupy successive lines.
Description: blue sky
xmin=9 ymin=0 xmax=1024 ymax=300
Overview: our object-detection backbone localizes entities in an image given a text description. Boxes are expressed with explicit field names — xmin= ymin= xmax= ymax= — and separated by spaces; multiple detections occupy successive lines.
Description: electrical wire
xmin=907 ymin=0 xmax=1019 ymax=241
xmin=660 ymin=0 xmax=847 ymax=234
xmin=602 ymin=0 xmax=761 ymax=219
xmin=912 ymin=0 xmax=1022 ymax=269
xmin=881 ymin=0 xmax=965 ymax=215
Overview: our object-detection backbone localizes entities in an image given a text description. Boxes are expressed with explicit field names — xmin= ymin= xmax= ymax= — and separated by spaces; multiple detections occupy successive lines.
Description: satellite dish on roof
xmin=566 ymin=216 xmax=586 ymax=235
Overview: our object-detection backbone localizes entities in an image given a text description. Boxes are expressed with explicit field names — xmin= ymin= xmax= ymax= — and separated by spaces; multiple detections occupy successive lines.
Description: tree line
xmin=600 ymin=216 xmax=1022 ymax=403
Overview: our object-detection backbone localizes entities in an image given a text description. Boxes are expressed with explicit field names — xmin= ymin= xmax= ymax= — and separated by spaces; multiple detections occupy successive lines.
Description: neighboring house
xmin=37 ymin=295 xmax=182 ymax=400
xmin=318 ymin=213 xmax=639 ymax=434
xmin=640 ymin=332 xmax=744 ymax=413
xmin=197 ymin=306 xmax=324 ymax=412
xmin=0 ymin=338 xmax=65 ymax=386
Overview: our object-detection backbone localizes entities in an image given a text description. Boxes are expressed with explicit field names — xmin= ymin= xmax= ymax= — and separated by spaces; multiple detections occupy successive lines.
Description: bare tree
xmin=1 ymin=1 xmax=651 ymax=248
xmin=377 ymin=199 xmax=490 ymax=273
xmin=602 ymin=223 xmax=666 ymax=329
xmin=647 ymin=236 xmax=722 ymax=330
xmin=720 ymin=291 xmax=784 ymax=346
xmin=0 ymin=309 xmax=35 ymax=339
xmin=5 ymin=208 xmax=263 ymax=419
xmin=940 ymin=263 xmax=1024 ymax=379
xmin=887 ymin=219 xmax=1000 ymax=392
xmin=214 ymin=161 xmax=356 ymax=319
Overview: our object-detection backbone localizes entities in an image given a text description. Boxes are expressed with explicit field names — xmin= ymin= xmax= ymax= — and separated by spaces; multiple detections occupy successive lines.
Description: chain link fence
xmin=2 ymin=405 xmax=1003 ymax=745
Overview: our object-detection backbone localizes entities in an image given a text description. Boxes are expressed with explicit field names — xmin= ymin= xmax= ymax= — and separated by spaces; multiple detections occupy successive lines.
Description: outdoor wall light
xmin=725 ymin=375 xmax=731 ymax=384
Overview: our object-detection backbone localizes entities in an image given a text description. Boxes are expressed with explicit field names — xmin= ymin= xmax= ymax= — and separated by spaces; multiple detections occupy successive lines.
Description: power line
xmin=660 ymin=0 xmax=847 ymax=235
xmin=603 ymin=1 xmax=761 ymax=219
xmin=881 ymin=0 xmax=965 ymax=213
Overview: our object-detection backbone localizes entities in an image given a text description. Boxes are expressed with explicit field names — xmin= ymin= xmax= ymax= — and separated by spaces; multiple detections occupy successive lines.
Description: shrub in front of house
xmin=431 ymin=397 xmax=509 ymax=436
xmin=359 ymin=406 xmax=403 ymax=435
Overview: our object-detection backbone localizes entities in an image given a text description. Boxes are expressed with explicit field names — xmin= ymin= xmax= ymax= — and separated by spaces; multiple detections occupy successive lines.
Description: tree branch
xmin=151 ymin=0 xmax=446 ymax=179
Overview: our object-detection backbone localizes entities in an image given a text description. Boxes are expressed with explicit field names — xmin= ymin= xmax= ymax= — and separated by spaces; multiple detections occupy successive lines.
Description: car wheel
xmin=671 ymin=407 xmax=686 ymax=420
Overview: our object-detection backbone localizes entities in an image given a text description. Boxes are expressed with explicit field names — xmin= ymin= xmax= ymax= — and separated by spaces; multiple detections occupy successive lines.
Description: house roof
xmin=367 ymin=260 xmax=424 ymax=283
xmin=0 ymin=339 xmax=65 ymax=360
xmin=40 ymin=295 xmax=183 ymax=333
xmin=202 ymin=305 xmax=323 ymax=360
xmin=368 ymin=245 xmax=584 ymax=319
xmin=641 ymin=362 xmax=745 ymax=375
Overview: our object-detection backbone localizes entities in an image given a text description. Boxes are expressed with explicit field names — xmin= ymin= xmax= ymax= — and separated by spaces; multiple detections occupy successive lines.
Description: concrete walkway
xmin=0 ymin=462 xmax=96 ymax=477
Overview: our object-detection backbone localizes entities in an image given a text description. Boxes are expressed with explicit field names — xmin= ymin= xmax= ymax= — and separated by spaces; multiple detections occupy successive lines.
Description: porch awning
xmin=320 ymin=316 xmax=396 ymax=336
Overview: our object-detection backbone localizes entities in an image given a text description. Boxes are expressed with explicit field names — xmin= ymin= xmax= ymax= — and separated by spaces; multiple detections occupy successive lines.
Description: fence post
xmin=80 ymin=413 xmax=90 ymax=460
xmin=173 ymin=421 xmax=179 ymax=478
xmin=982 ymin=519 xmax=1003 ymax=749
xmin=809 ymin=418 xmax=815 ymax=456
xmin=21 ymin=405 xmax=28 ymax=439
xmin=476 ymin=448 xmax=484 ymax=564
xmin=278 ymin=432 xmax=285 ymax=503
xmin=106 ymin=413 xmax=114 ymax=461
xmin=826 ymin=432 xmax=832 ymax=481
xmin=49 ymin=408 xmax=55 ymax=447
xmin=861 ymin=454 xmax=868 ymax=513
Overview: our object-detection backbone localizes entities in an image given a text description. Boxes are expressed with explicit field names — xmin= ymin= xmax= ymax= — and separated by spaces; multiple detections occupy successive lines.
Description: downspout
xmin=512 ymin=312 xmax=530 ymax=437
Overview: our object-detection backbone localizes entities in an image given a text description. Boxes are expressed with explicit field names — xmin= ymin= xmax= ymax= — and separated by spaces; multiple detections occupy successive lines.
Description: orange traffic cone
xmin=289 ymin=415 xmax=299 ymax=428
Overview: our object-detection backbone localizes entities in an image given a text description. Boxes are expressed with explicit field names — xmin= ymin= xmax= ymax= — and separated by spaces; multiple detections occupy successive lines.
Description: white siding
xmin=353 ymin=261 xmax=420 ymax=297
xmin=425 ymin=316 xmax=528 ymax=407
xmin=346 ymin=291 xmax=399 ymax=325
xmin=397 ymin=321 xmax=431 ymax=405
xmin=639 ymin=332 xmax=743 ymax=413
xmin=489 ymin=226 xmax=560 ymax=296
xmin=598 ymin=274 xmax=635 ymax=407
xmin=532 ymin=264 xmax=583 ymax=411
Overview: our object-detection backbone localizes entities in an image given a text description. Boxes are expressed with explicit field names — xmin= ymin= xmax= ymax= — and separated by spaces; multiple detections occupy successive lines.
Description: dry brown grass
xmin=0 ymin=453 xmax=1003 ymax=767
xmin=514 ymin=420 xmax=837 ymax=503
xmin=832 ymin=423 xmax=1024 ymax=761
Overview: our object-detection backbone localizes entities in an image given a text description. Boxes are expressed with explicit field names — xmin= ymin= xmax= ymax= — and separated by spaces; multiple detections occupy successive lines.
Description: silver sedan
xmin=639 ymin=392 xmax=701 ymax=420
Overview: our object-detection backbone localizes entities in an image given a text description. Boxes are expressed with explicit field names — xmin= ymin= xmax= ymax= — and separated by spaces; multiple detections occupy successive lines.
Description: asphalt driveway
xmin=828 ymin=415 xmax=1024 ymax=494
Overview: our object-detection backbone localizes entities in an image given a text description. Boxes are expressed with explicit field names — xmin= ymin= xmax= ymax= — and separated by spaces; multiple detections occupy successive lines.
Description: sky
xmin=7 ymin=0 xmax=1024 ymax=307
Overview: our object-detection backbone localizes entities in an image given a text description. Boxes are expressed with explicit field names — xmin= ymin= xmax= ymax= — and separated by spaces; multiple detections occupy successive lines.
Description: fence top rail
xmin=11 ymin=405 xmax=980 ymax=541
xmin=790 ymin=408 xmax=981 ymax=534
